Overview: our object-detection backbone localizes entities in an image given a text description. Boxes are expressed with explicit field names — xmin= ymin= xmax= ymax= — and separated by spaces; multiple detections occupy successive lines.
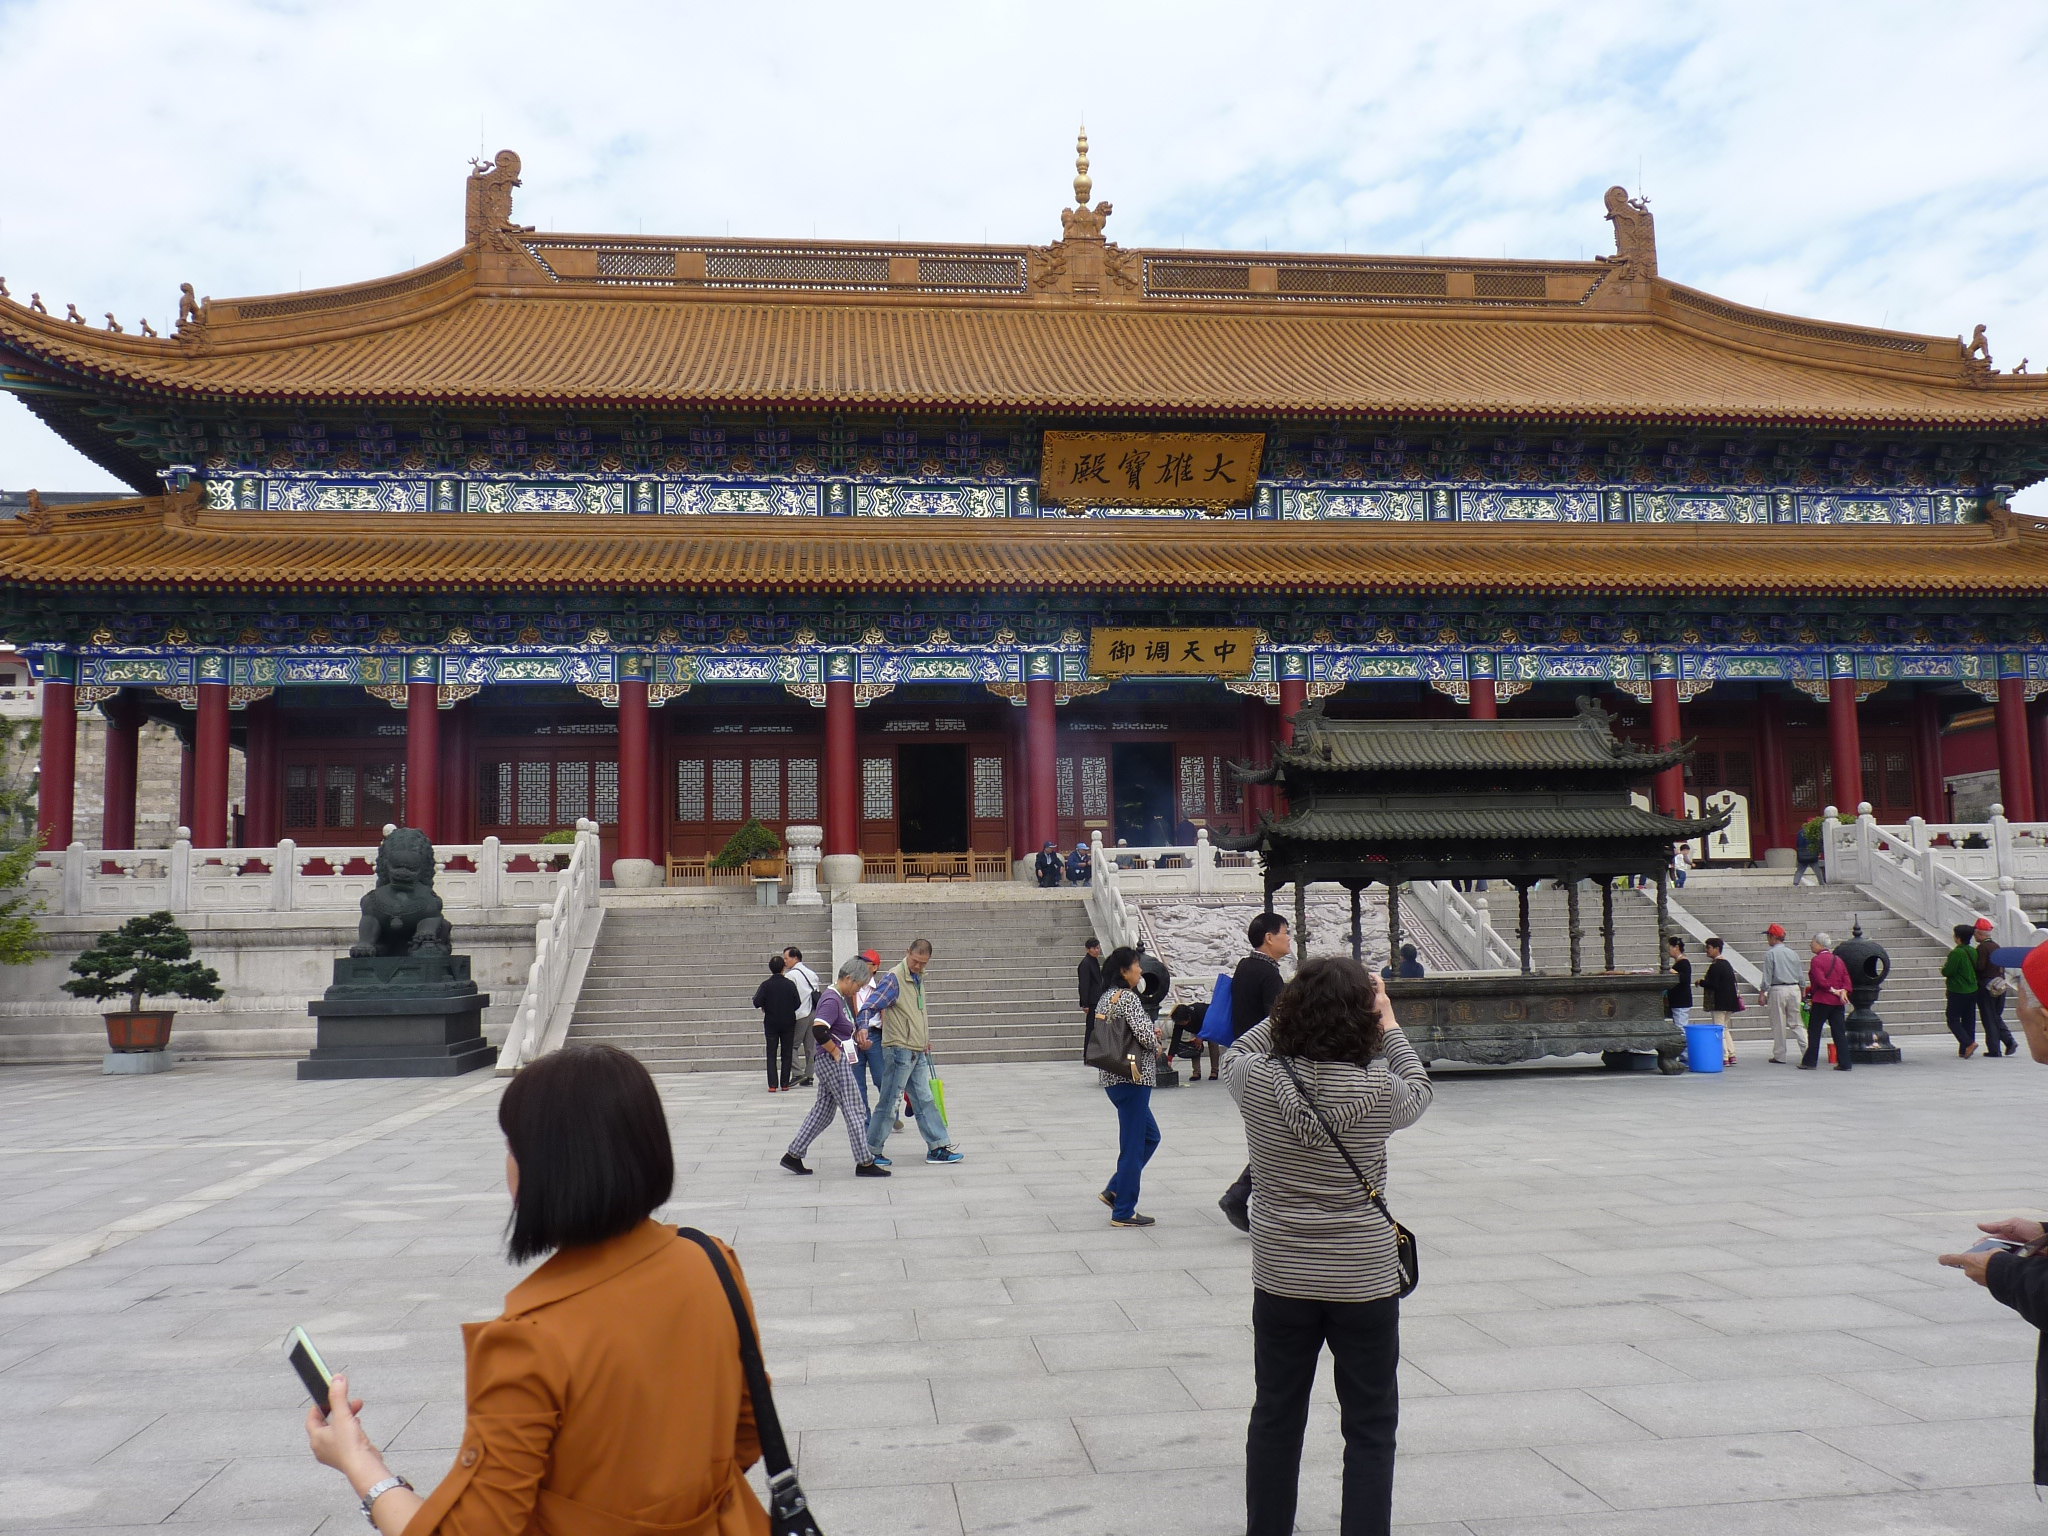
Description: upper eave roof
xmin=1252 ymin=715 xmax=1690 ymax=776
xmin=7 ymin=495 xmax=2048 ymax=599
xmin=4 ymin=215 xmax=2047 ymax=430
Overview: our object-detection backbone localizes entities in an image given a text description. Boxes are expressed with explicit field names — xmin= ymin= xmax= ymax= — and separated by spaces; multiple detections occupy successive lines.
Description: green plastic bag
xmin=929 ymin=1072 xmax=948 ymax=1126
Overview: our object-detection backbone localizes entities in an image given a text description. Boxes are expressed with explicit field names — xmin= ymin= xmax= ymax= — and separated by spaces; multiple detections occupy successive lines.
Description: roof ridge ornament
xmin=1029 ymin=127 xmax=1139 ymax=303
xmin=1598 ymin=186 xmax=1657 ymax=280
xmin=466 ymin=149 xmax=533 ymax=251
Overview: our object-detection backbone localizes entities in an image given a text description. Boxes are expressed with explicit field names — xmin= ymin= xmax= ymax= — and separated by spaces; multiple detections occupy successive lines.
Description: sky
xmin=1 ymin=0 xmax=2045 ymax=506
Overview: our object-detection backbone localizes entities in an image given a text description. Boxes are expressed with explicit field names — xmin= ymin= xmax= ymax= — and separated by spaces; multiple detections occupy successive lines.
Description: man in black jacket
xmin=1699 ymin=935 xmax=1742 ymax=1068
xmin=751 ymin=954 xmax=802 ymax=1093
xmin=1220 ymin=913 xmax=1292 ymax=1232
xmin=1230 ymin=913 xmax=1291 ymax=1041
xmin=1034 ymin=842 xmax=1064 ymax=889
xmin=1076 ymin=938 xmax=1104 ymax=1060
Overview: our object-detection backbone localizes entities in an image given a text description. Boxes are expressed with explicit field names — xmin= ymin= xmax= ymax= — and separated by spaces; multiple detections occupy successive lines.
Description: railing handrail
xmin=31 ymin=831 xmax=574 ymax=917
xmin=1828 ymin=803 xmax=2045 ymax=947
xmin=499 ymin=818 xmax=601 ymax=1073
xmin=1409 ymin=880 xmax=1519 ymax=970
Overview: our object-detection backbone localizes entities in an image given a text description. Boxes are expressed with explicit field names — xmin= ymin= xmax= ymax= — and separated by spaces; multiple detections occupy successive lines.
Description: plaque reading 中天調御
xmin=1040 ymin=431 xmax=1264 ymax=512
xmin=1089 ymin=628 xmax=1260 ymax=678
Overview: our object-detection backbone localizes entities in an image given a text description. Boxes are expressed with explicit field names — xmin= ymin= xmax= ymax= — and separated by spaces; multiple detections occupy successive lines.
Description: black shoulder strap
xmin=677 ymin=1227 xmax=795 ymax=1483
xmin=1276 ymin=1058 xmax=1400 ymax=1232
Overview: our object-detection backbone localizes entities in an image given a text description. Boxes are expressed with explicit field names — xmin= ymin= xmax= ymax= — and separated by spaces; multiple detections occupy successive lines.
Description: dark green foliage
xmin=538 ymin=828 xmax=578 ymax=845
xmin=708 ymin=818 xmax=781 ymax=869
xmin=63 ymin=911 xmax=224 ymax=1014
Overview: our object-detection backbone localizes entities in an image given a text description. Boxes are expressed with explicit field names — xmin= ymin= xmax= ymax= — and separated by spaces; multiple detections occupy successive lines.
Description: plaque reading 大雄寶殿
xmin=1040 ymin=431 xmax=1264 ymax=512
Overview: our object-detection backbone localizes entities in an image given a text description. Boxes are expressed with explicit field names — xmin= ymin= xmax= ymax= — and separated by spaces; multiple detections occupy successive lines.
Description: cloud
xmin=2 ymin=0 xmax=2045 ymax=511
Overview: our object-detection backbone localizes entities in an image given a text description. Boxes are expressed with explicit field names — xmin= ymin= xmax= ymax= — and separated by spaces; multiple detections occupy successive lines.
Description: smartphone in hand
xmin=1966 ymin=1238 xmax=2025 ymax=1257
xmin=286 ymin=1326 xmax=336 ymax=1414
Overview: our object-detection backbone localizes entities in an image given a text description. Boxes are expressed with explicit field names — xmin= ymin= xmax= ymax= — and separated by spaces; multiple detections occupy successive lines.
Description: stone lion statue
xmin=351 ymin=827 xmax=452 ymax=958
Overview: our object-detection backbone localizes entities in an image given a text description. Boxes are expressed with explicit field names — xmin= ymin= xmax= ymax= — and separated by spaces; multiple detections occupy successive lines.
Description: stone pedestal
xmin=300 ymin=953 xmax=494 ymax=1079
xmin=820 ymin=852 xmax=863 ymax=894
xmin=103 ymin=1049 xmax=173 ymax=1075
xmin=611 ymin=857 xmax=663 ymax=889
xmin=785 ymin=825 xmax=823 ymax=907
xmin=753 ymin=877 xmax=781 ymax=908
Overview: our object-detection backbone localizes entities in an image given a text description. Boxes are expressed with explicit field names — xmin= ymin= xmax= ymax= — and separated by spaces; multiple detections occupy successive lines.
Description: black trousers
xmin=1947 ymin=992 xmax=1980 ymax=1051
xmin=763 ymin=1020 xmax=796 ymax=1088
xmin=1980 ymin=990 xmax=2019 ymax=1055
xmin=1248 ymin=1289 xmax=1400 ymax=1536
xmin=1801 ymin=1001 xmax=1850 ymax=1068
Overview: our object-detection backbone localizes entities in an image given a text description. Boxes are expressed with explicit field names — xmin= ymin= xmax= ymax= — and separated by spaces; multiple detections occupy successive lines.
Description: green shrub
xmin=709 ymin=818 xmax=782 ymax=869
xmin=63 ymin=911 xmax=223 ymax=1014
xmin=538 ymin=828 xmax=578 ymax=845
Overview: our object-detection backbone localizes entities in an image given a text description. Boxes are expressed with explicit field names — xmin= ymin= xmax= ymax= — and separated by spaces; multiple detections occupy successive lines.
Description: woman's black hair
xmin=498 ymin=1045 xmax=674 ymax=1263
xmin=1102 ymin=945 xmax=1143 ymax=988
xmin=1269 ymin=955 xmax=1385 ymax=1067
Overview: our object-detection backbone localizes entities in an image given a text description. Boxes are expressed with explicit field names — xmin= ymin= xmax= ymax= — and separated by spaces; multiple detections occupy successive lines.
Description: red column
xmin=1753 ymin=690 xmax=1791 ymax=851
xmin=404 ymin=681 xmax=440 ymax=839
xmin=100 ymin=692 xmax=140 ymax=849
xmin=1995 ymin=677 xmax=2036 ymax=821
xmin=617 ymin=677 xmax=651 ymax=861
xmin=825 ymin=678 xmax=858 ymax=856
xmin=1025 ymin=677 xmax=1058 ymax=852
xmin=36 ymin=676 xmax=76 ymax=848
xmin=1468 ymin=678 xmax=1499 ymax=720
xmin=1827 ymin=676 xmax=1864 ymax=811
xmin=241 ymin=698 xmax=279 ymax=846
xmin=1649 ymin=676 xmax=1684 ymax=817
xmin=1913 ymin=691 xmax=1947 ymax=822
xmin=1277 ymin=678 xmax=1308 ymax=745
xmin=191 ymin=682 xmax=231 ymax=848
xmin=438 ymin=701 xmax=472 ymax=843
xmin=2031 ymin=697 xmax=2048 ymax=827
xmin=1242 ymin=696 xmax=1275 ymax=830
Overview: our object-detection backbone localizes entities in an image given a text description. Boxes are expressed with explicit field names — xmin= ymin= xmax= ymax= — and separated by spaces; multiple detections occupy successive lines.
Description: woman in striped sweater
xmin=1223 ymin=955 xmax=1432 ymax=1536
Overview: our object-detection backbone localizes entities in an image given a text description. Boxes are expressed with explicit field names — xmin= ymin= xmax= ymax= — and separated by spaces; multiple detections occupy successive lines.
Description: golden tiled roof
xmin=6 ymin=282 xmax=2048 ymax=428
xmin=7 ymin=496 xmax=2048 ymax=597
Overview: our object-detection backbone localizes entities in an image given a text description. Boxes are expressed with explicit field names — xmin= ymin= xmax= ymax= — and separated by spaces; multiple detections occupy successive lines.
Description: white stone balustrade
xmin=31 ymin=832 xmax=576 ymax=918
xmin=498 ymin=819 xmax=602 ymax=1073
xmin=1825 ymin=802 xmax=2048 ymax=946
xmin=1083 ymin=830 xmax=1261 ymax=895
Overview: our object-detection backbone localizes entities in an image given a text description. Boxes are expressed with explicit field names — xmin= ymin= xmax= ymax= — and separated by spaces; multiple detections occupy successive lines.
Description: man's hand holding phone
xmin=1939 ymin=1218 xmax=2047 ymax=1286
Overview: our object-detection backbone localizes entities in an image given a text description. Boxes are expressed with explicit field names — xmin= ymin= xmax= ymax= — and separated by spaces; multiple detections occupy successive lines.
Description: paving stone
xmin=1 ymin=1046 xmax=2043 ymax=1534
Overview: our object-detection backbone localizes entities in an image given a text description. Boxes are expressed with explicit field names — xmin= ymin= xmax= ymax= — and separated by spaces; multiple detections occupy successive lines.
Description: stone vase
xmin=611 ymin=857 xmax=663 ymax=889
xmin=820 ymin=852 xmax=863 ymax=893
xmin=785 ymin=825 xmax=824 ymax=907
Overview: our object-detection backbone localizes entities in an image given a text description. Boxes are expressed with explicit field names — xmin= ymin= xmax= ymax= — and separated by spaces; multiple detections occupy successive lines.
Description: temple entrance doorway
xmin=1113 ymin=743 xmax=1174 ymax=844
xmin=897 ymin=743 xmax=969 ymax=851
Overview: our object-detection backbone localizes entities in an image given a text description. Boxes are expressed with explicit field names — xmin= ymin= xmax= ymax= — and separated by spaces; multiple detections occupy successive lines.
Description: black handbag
xmin=1276 ymin=1060 xmax=1419 ymax=1298
xmin=677 ymin=1228 xmax=823 ymax=1536
xmin=1083 ymin=989 xmax=1138 ymax=1078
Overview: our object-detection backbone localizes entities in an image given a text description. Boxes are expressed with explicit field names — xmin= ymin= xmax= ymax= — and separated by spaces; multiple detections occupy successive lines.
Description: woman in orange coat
xmin=304 ymin=1046 xmax=770 ymax=1535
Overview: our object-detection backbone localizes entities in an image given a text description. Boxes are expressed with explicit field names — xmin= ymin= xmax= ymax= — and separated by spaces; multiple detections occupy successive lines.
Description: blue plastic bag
xmin=1198 ymin=972 xmax=1237 ymax=1044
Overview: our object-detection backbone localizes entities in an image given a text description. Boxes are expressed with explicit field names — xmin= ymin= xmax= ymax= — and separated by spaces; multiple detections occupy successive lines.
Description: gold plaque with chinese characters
xmin=1088 ymin=628 xmax=1260 ymax=678
xmin=1040 ymin=431 xmax=1264 ymax=512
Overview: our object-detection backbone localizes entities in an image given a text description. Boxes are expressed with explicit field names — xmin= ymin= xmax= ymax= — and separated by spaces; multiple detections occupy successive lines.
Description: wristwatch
xmin=360 ymin=1474 xmax=413 ymax=1525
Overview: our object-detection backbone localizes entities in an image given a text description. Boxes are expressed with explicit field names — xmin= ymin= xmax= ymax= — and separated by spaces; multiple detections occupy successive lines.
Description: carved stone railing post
xmin=1992 ymin=804 xmax=2016 ymax=882
xmin=271 ymin=839 xmax=297 ymax=911
xmin=1195 ymin=829 xmax=1214 ymax=894
xmin=169 ymin=828 xmax=193 ymax=913
xmin=62 ymin=840 xmax=86 ymax=915
xmin=480 ymin=835 xmax=502 ymax=909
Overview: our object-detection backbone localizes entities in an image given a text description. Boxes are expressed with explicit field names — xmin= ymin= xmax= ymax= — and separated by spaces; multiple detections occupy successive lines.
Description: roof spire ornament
xmin=1074 ymin=125 xmax=1092 ymax=206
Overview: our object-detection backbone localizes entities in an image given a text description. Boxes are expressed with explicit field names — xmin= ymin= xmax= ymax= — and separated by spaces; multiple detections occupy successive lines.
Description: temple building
xmin=4 ymin=140 xmax=2048 ymax=882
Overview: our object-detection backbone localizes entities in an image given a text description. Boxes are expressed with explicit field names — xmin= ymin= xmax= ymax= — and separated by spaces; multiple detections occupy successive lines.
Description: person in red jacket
xmin=1800 ymin=932 xmax=1853 ymax=1071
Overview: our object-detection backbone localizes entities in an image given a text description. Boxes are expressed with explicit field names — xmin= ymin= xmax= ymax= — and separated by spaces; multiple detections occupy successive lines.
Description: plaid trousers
xmin=787 ymin=1049 xmax=870 ymax=1166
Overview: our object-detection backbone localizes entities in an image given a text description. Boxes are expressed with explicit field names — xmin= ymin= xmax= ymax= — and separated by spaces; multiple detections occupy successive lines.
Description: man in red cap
xmin=1757 ymin=922 xmax=1807 ymax=1064
xmin=2023 ymin=944 xmax=2048 ymax=1063
xmin=1974 ymin=916 xmax=2020 ymax=1057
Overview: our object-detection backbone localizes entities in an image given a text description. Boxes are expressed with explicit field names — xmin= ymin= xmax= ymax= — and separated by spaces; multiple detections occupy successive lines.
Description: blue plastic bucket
xmin=1685 ymin=1022 xmax=1726 ymax=1073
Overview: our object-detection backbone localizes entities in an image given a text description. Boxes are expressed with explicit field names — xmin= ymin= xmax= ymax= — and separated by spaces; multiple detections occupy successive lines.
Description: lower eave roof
xmin=5 ymin=497 xmax=2048 ymax=599
xmin=1227 ymin=805 xmax=1727 ymax=843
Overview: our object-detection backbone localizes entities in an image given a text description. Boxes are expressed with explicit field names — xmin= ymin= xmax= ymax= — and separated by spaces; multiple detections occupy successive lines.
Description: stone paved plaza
xmin=1 ymin=1045 xmax=2045 ymax=1534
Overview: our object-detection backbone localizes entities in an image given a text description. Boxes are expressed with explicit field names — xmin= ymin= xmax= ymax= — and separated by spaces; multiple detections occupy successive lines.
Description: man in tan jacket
xmin=858 ymin=940 xmax=962 ymax=1165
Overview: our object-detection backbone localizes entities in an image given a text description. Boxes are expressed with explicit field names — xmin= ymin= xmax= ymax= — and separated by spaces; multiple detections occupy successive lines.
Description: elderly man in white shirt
xmin=1757 ymin=922 xmax=1808 ymax=1064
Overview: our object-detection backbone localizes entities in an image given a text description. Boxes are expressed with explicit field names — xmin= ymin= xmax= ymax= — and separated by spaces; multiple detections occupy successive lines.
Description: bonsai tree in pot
xmin=64 ymin=910 xmax=223 ymax=1053
xmin=710 ymin=819 xmax=783 ymax=878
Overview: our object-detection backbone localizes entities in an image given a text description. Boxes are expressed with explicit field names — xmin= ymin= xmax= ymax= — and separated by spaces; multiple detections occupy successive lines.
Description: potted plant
xmin=63 ymin=910 xmax=223 ymax=1062
xmin=710 ymin=818 xmax=783 ymax=879
xmin=539 ymin=826 xmax=577 ymax=870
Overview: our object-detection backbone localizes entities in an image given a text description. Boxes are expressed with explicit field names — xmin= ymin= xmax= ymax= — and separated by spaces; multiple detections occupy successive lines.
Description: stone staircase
xmin=562 ymin=888 xmax=1099 ymax=1072
xmin=563 ymin=904 xmax=834 ymax=1073
xmin=854 ymin=891 xmax=1099 ymax=1066
xmin=1666 ymin=869 xmax=1956 ymax=1040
